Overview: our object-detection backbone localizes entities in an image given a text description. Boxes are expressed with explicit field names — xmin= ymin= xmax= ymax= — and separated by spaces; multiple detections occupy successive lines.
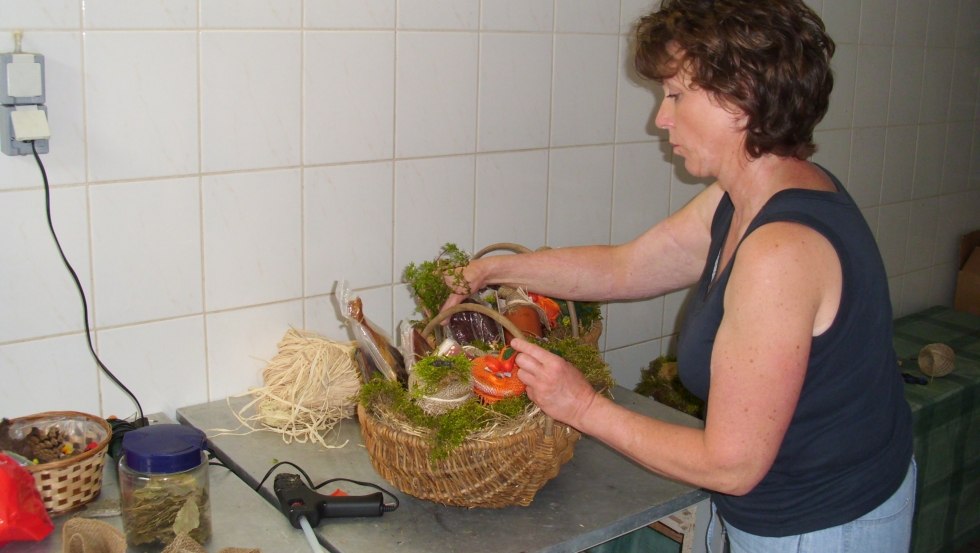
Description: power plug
xmin=1 ymin=104 xmax=49 ymax=155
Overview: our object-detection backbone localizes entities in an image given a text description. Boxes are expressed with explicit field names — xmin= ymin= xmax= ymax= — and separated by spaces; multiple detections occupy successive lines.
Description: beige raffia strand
xmin=226 ymin=329 xmax=360 ymax=448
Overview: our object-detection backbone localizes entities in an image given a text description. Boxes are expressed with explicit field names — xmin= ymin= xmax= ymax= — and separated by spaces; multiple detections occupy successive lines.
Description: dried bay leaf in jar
xmin=118 ymin=424 xmax=211 ymax=549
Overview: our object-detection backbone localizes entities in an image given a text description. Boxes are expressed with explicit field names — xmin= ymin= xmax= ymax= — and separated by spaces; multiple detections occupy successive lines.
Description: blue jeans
xmin=709 ymin=458 xmax=916 ymax=553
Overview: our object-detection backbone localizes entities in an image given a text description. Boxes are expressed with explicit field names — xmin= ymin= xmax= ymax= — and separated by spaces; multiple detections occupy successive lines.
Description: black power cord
xmin=29 ymin=140 xmax=145 ymax=425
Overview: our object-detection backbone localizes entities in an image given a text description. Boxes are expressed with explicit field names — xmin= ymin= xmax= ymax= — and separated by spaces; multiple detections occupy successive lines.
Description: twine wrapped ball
xmin=917 ymin=343 xmax=955 ymax=377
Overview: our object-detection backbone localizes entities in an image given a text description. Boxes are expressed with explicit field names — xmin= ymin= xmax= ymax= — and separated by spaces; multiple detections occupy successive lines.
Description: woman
xmin=441 ymin=1 xmax=915 ymax=551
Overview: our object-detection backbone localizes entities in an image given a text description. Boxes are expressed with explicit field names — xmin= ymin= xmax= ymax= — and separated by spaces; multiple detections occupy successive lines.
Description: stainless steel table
xmin=177 ymin=386 xmax=708 ymax=553
xmin=5 ymin=413 xmax=312 ymax=553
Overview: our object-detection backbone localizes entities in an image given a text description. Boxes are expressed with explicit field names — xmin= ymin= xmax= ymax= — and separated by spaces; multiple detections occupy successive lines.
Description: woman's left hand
xmin=510 ymin=338 xmax=598 ymax=428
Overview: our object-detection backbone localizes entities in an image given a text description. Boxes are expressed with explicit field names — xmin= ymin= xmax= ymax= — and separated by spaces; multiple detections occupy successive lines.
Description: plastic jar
xmin=118 ymin=424 xmax=211 ymax=549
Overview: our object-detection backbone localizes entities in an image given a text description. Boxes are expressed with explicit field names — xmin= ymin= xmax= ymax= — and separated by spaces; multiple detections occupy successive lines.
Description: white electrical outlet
xmin=1 ymin=52 xmax=45 ymax=105
xmin=1 ymin=49 xmax=50 ymax=156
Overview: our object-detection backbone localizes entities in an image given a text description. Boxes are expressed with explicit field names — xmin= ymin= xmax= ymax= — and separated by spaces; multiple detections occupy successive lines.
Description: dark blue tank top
xmin=676 ymin=169 xmax=913 ymax=536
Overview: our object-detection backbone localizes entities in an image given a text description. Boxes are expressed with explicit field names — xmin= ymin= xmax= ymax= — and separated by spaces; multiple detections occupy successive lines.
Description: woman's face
xmin=654 ymin=68 xmax=747 ymax=180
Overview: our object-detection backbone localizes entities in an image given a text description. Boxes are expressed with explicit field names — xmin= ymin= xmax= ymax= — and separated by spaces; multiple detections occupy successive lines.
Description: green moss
xmin=410 ymin=354 xmax=470 ymax=396
xmin=634 ymin=356 xmax=705 ymax=419
xmin=359 ymin=373 xmax=532 ymax=460
xmin=402 ymin=243 xmax=471 ymax=319
xmin=537 ymin=337 xmax=616 ymax=395
xmin=558 ymin=300 xmax=602 ymax=332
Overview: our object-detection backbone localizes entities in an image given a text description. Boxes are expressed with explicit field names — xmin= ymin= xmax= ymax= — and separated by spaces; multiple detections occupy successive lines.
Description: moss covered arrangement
xmin=634 ymin=356 xmax=705 ymax=419
xmin=377 ymin=242 xmax=615 ymax=459
xmin=359 ymin=337 xmax=614 ymax=460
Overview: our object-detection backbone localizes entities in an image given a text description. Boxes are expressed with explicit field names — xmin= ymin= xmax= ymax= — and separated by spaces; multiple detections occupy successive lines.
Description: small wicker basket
xmin=8 ymin=411 xmax=112 ymax=514
xmin=358 ymin=303 xmax=581 ymax=508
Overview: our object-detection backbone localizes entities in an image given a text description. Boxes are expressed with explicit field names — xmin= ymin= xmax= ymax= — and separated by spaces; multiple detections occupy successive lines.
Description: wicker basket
xmin=357 ymin=303 xmax=581 ymax=508
xmin=358 ymin=404 xmax=578 ymax=508
xmin=8 ymin=411 xmax=112 ymax=514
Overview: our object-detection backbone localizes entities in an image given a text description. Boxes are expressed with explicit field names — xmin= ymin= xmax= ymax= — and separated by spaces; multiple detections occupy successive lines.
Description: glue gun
xmin=273 ymin=473 xmax=389 ymax=529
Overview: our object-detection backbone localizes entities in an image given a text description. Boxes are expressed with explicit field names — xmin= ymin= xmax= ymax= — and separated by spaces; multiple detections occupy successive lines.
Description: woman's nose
xmin=655 ymin=101 xmax=672 ymax=129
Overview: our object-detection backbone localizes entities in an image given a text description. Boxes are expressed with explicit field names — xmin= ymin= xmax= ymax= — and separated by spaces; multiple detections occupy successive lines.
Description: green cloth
xmin=893 ymin=306 xmax=980 ymax=553
xmin=585 ymin=526 xmax=681 ymax=553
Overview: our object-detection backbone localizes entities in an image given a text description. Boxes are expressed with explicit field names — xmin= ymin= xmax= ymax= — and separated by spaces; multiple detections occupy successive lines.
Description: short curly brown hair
xmin=633 ymin=0 xmax=835 ymax=160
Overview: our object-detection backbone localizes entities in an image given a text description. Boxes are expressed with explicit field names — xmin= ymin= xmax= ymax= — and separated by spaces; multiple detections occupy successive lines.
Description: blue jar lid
xmin=122 ymin=424 xmax=206 ymax=474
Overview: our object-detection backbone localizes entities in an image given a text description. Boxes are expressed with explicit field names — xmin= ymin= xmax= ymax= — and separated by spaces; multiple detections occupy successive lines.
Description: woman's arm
xmin=442 ymin=184 xmax=725 ymax=309
xmin=512 ymin=221 xmax=841 ymax=494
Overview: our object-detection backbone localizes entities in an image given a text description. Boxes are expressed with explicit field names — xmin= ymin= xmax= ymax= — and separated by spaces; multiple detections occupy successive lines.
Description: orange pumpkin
xmin=471 ymin=348 xmax=526 ymax=404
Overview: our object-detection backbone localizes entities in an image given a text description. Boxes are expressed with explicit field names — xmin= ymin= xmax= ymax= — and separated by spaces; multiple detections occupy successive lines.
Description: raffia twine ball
xmin=917 ymin=343 xmax=955 ymax=377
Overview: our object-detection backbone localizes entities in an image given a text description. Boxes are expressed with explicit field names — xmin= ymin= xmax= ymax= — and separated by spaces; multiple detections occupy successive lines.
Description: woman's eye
xmin=666 ymin=93 xmax=680 ymax=100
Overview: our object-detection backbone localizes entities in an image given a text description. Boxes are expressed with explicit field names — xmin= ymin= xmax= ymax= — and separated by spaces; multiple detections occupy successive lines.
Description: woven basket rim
xmin=356 ymin=402 xmax=570 ymax=447
xmin=9 ymin=410 xmax=112 ymax=472
xmin=357 ymin=402 xmax=580 ymax=507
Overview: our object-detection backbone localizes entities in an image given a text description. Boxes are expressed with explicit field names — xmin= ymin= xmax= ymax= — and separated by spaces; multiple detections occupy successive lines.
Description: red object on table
xmin=0 ymin=452 xmax=54 ymax=545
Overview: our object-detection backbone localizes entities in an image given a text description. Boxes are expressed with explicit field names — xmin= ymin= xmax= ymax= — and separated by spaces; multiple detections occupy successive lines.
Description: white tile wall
xmin=859 ymin=0 xmax=896 ymax=45
xmin=888 ymin=45 xmax=925 ymax=126
xmin=605 ymin=296 xmax=665 ymax=351
xmin=551 ymin=33 xmax=619 ymax=146
xmin=920 ymin=48 xmax=956 ymax=124
xmin=894 ymin=0 xmax=928 ymax=46
xmin=611 ymin=142 xmax=671 ymax=244
xmin=881 ymin=125 xmax=916 ymax=203
xmin=474 ymin=151 xmax=549 ymax=247
xmin=84 ymin=0 xmax=197 ymax=29
xmin=393 ymin=156 xmax=475 ymax=270
xmin=478 ymin=32 xmax=553 ymax=152
xmin=548 ymin=146 xmax=614 ymax=246
xmin=556 ymin=0 xmax=622 ymax=34
xmin=205 ymin=301 xmax=305 ymax=400
xmin=0 ymin=187 xmax=91 ymax=343
xmin=603 ymin=338 xmax=661 ymax=389
xmin=0 ymin=0 xmax=977 ymax=421
xmin=852 ymin=45 xmax=892 ymax=128
xmin=201 ymin=0 xmax=303 ymax=29
xmin=304 ymin=31 xmax=395 ymax=164
xmin=398 ymin=0 xmax=480 ymax=30
xmin=305 ymin=161 xmax=394 ymax=293
xmin=395 ymin=31 xmax=478 ymax=157
xmin=0 ymin=335 xmax=102 ymax=415
xmin=202 ymin=169 xmax=303 ymax=311
xmin=85 ymin=32 xmax=200 ymax=182
xmin=90 ymin=177 xmax=202 ymax=327
xmin=305 ymin=1 xmax=396 ymax=29
xmin=98 ymin=316 xmax=208 ymax=418
xmin=482 ymin=0 xmax=554 ymax=32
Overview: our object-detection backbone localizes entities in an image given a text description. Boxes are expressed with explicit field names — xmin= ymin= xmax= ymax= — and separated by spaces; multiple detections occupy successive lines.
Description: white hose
xmin=299 ymin=515 xmax=325 ymax=553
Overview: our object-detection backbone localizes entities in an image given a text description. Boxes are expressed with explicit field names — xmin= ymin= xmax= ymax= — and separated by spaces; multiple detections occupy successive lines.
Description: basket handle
xmin=421 ymin=303 xmax=526 ymax=343
xmin=472 ymin=242 xmax=533 ymax=258
xmin=470 ymin=242 xmax=581 ymax=339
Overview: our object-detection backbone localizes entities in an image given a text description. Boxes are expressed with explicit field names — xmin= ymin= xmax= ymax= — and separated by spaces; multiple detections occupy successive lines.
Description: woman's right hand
xmin=439 ymin=259 xmax=486 ymax=312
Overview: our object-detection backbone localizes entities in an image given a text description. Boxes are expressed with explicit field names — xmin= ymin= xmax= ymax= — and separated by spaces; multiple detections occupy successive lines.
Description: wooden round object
xmin=917 ymin=343 xmax=955 ymax=377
